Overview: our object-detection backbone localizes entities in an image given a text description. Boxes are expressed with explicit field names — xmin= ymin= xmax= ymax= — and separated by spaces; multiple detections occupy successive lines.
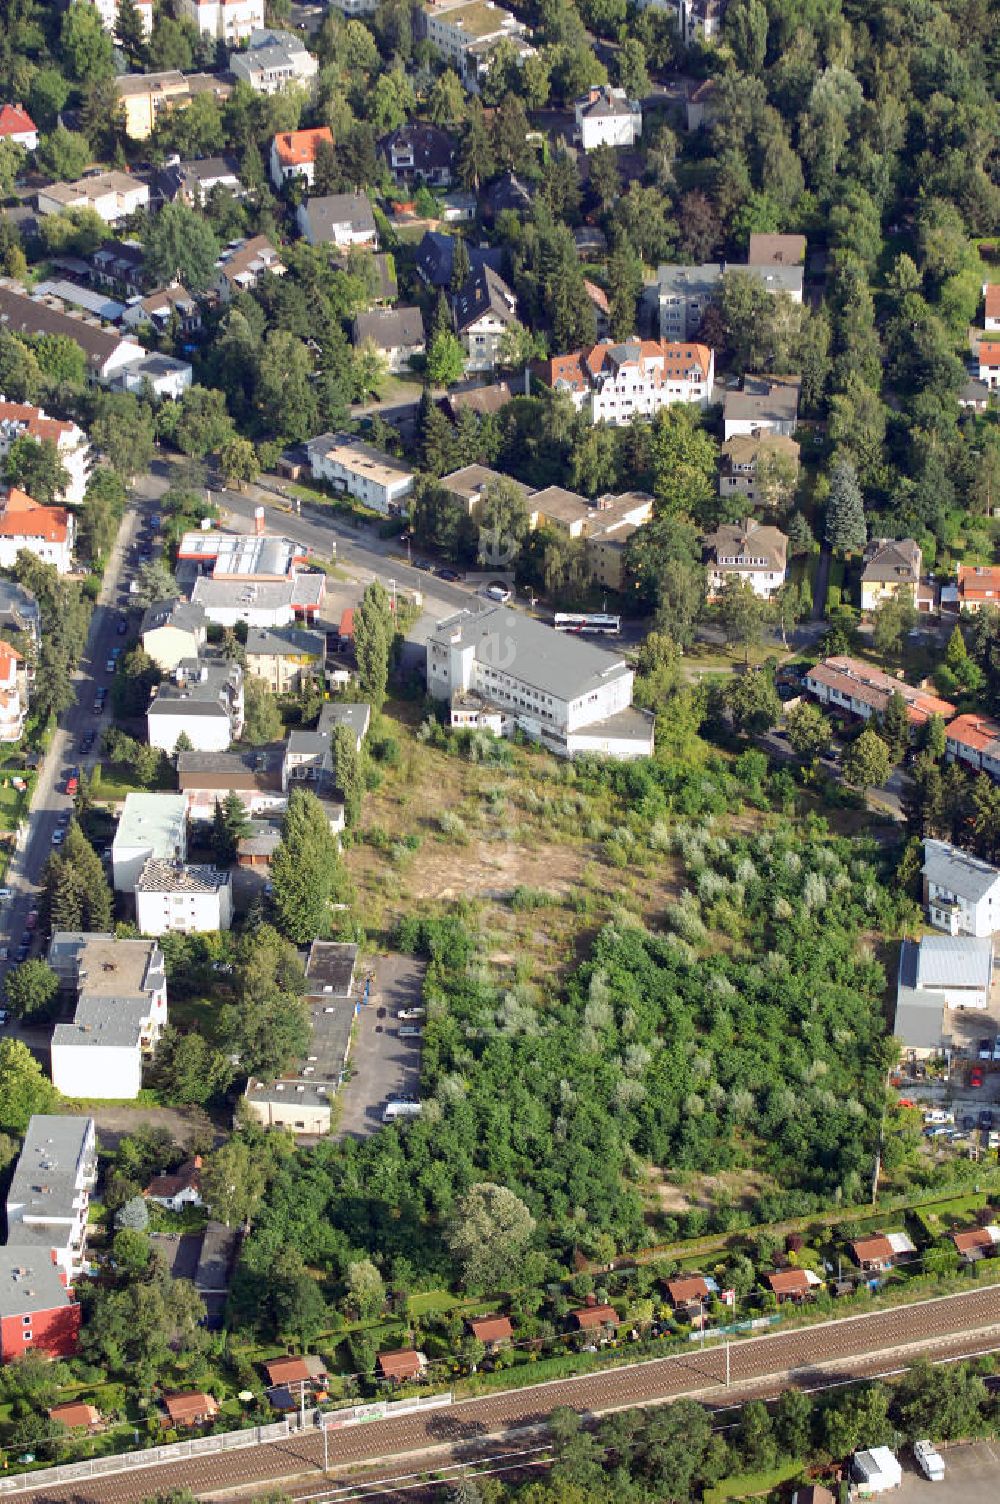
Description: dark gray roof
xmin=194 ymin=1220 xmax=238 ymax=1293
xmin=0 ymin=1252 xmax=73 ymax=1320
xmin=724 ymin=375 xmax=801 ymax=424
xmin=482 ymin=173 xmax=533 ymax=217
xmin=318 ymin=702 xmax=370 ymax=740
xmin=141 ymin=598 xmax=207 ymax=636
xmin=453 ymin=265 xmax=517 ymax=333
xmin=0 ymin=281 xmax=132 ymax=371
xmin=305 ymin=940 xmax=358 ymax=997
xmin=379 ymin=122 xmax=455 ymax=173
xmin=177 ymin=745 xmax=283 ymax=778
xmin=301 ymin=193 xmax=376 ymax=241
xmin=353 ymin=306 xmax=424 ymax=352
xmin=415 ymin=231 xmax=503 ymax=289
xmin=156 ymin=154 xmax=241 ymax=201
xmin=246 ymin=625 xmax=326 ymax=659
xmin=922 ymin=839 xmax=1000 ymax=903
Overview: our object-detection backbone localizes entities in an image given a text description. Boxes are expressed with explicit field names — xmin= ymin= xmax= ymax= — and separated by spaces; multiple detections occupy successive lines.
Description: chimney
xmin=254 ymin=506 xmax=265 ymax=536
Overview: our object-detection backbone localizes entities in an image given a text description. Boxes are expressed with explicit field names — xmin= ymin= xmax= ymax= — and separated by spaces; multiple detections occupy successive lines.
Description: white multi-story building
xmin=422 ymin=0 xmax=531 ymax=88
xmin=177 ymin=0 xmax=264 ymax=41
xmin=0 ymin=487 xmax=74 ymax=574
xmin=0 ymin=401 xmax=91 ymax=505
xmin=146 ymin=657 xmax=245 ymax=753
xmin=805 ymin=656 xmax=955 ymax=731
xmin=923 ymin=839 xmax=1000 ymax=938
xmin=135 ymin=860 xmax=233 ymax=935
xmin=307 ymin=433 xmax=415 ymax=515
xmin=36 ymin=172 xmax=149 ymax=225
xmin=453 ymin=264 xmax=517 ymax=372
xmin=89 ymin=0 xmax=153 ymax=36
xmin=574 ymin=87 xmax=642 ymax=150
xmin=703 ymin=518 xmax=788 ymax=600
xmin=230 ymin=28 xmax=318 ymax=92
xmin=426 ymin=607 xmax=654 ymax=759
xmin=112 ymin=793 xmax=188 ymax=893
xmin=48 ymin=934 xmax=168 ymax=1101
xmin=0 ymin=638 xmax=26 ymax=742
xmin=5 ymin=1116 xmax=97 ymax=1284
xmin=537 ymin=339 xmax=714 ymax=425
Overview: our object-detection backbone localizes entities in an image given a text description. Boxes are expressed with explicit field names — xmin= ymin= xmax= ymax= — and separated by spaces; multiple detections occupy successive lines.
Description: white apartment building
xmin=422 ymin=0 xmax=531 ymax=88
xmin=230 ymin=28 xmax=318 ymax=92
xmin=574 ymin=87 xmax=642 ymax=150
xmin=0 ymin=401 xmax=91 ymax=505
xmin=426 ymin=607 xmax=654 ymax=759
xmin=5 ymin=1116 xmax=97 ymax=1284
xmin=0 ymin=488 xmax=74 ymax=574
xmin=146 ymin=657 xmax=245 ymax=753
xmin=37 ymin=172 xmax=149 ymax=225
xmin=306 ymin=433 xmax=415 ymax=515
xmin=539 ymin=339 xmax=714 ymax=426
xmin=177 ymin=0 xmax=265 ymax=41
xmin=89 ymin=0 xmax=154 ymax=36
xmin=0 ymin=639 xmax=26 ymax=742
xmin=48 ymin=934 xmax=169 ymax=1101
xmin=112 ymin=793 xmax=188 ymax=893
xmin=135 ymin=860 xmax=233 ymax=935
xmin=190 ymin=572 xmax=325 ymax=628
xmin=922 ymin=839 xmax=1000 ymax=939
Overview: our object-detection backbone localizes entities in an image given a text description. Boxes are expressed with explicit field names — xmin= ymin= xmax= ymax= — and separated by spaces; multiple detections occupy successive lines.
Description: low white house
xmin=852 ymin=1447 xmax=902 ymax=1495
xmin=922 ymin=839 xmax=1000 ymax=938
xmin=296 ymin=194 xmax=378 ymax=250
xmin=229 ymin=28 xmax=318 ymax=92
xmin=0 ymin=488 xmax=74 ymax=574
xmin=135 ymin=860 xmax=233 ymax=935
xmin=36 ymin=172 xmax=149 ymax=225
xmin=574 ymin=86 xmax=642 ymax=149
xmin=178 ymin=0 xmax=265 ymax=40
xmin=703 ymin=518 xmax=787 ymax=600
xmin=306 ymin=433 xmax=414 ymax=515
xmin=112 ymin=793 xmax=188 ymax=893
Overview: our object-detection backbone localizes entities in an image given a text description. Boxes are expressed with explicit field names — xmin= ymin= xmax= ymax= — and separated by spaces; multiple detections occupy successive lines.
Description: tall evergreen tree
xmin=825 ymin=456 xmax=867 ymax=556
xmin=269 ymin=789 xmax=345 ymax=944
xmin=332 ymin=725 xmax=363 ymax=828
xmin=353 ymin=580 xmax=393 ymax=708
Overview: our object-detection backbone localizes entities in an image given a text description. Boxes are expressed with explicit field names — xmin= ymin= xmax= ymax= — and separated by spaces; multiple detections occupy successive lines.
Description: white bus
xmin=383 ymin=1101 xmax=422 ymax=1123
xmin=553 ymin=613 xmax=622 ymax=636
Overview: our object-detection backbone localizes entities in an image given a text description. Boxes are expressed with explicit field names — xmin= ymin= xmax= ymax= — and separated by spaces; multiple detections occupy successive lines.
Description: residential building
xmin=529 ymin=484 xmax=592 ymax=537
xmin=703 ymin=518 xmax=788 ymax=600
xmin=32 ymin=278 xmax=126 ymax=323
xmin=666 ymin=1274 xmax=710 ymax=1312
xmin=0 ymin=401 xmax=91 ymax=505
xmin=190 ymin=572 xmax=325 ymax=627
xmin=723 ymin=374 xmax=801 ymax=439
xmin=112 ymin=793 xmax=188 ymax=893
xmin=89 ymin=240 xmax=147 ymax=296
xmin=0 ymin=1253 xmax=80 ymax=1361
xmin=897 ymin=933 xmax=993 ymax=1014
xmin=265 ymin=1354 xmax=328 ymax=1391
xmin=146 ymin=656 xmax=245 ymax=753
xmin=850 ymin=1232 xmax=916 ymax=1273
xmin=214 ymin=235 xmax=286 ymax=300
xmin=481 ymin=171 xmax=533 ymax=222
xmin=352 ymin=307 xmax=425 ymax=372
xmin=747 ymin=233 xmax=806 ymax=267
xmin=415 ymin=230 xmax=502 ymax=289
xmin=0 ymin=639 xmax=26 ymax=742
xmin=0 ymin=487 xmax=74 ymax=574
xmin=307 ymin=432 xmax=415 ymax=515
xmin=979 ymin=341 xmax=1000 ymax=389
xmin=135 ymin=860 xmax=233 ymax=935
xmin=439 ymin=464 xmax=532 ymax=518
xmin=570 ymin=1302 xmax=620 ymax=1332
xmin=49 ymin=1402 xmax=102 ymax=1430
xmin=468 ymin=1315 xmax=513 ymax=1349
xmin=90 ymin=0 xmax=154 ymax=33
xmin=952 ymin=1225 xmax=1000 ymax=1262
xmin=379 ymin=122 xmax=455 ymax=186
xmin=230 ymin=28 xmax=318 ymax=92
xmin=245 ymin=625 xmax=325 ymax=694
xmin=296 ymin=193 xmax=378 ymax=249
xmin=584 ymin=278 xmax=610 ymax=337
xmin=951 ymin=564 xmax=1000 ymax=612
xmin=535 ymin=339 xmax=714 ymax=424
xmin=269 ymin=126 xmax=334 ymax=189
xmin=985 ymin=284 xmax=1000 ymax=334
xmin=645 ymin=262 xmax=802 ymax=342
xmin=946 ymin=713 xmax=1000 ymax=780
xmin=5 ymin=1116 xmax=97 ymax=1284
xmin=327 ymin=0 xmax=377 ymax=14
xmin=154 ymin=154 xmax=243 ymax=207
xmin=122 ymin=283 xmax=201 ymax=337
xmin=574 ymin=86 xmax=642 ymax=149
xmin=684 ymin=76 xmax=718 ymax=131
xmin=860 ymin=538 xmax=922 ymax=612
xmin=585 ymin=491 xmax=655 ymax=591
xmin=177 ymin=746 xmax=285 ymax=820
xmin=804 ymin=655 xmax=954 ymax=729
xmin=421 ymin=0 xmax=532 ymax=89
xmin=48 ymin=933 xmax=169 ymax=1100
xmin=442 ymin=381 xmax=514 ymax=420
xmin=0 ymin=282 xmax=148 ymax=386
xmin=453 ymin=264 xmax=518 ymax=373
xmin=377 ymin=1348 xmax=427 ymax=1382
xmin=37 ymin=171 xmax=149 ymax=225
xmin=141 ymin=599 xmax=208 ymax=671
xmin=719 ymin=433 xmax=800 ymax=509
xmin=144 ymin=1157 xmax=203 ymax=1212
xmin=162 ymin=1391 xmax=220 ymax=1426
xmin=959 ymin=378 xmax=992 ymax=412
xmin=283 ymin=702 xmax=371 ymax=789
xmin=115 ymin=350 xmax=193 ymax=400
xmin=115 ymin=71 xmax=232 ymax=141
xmin=0 ymin=579 xmax=40 ymax=645
xmin=245 ymin=942 xmax=358 ymax=1135
xmin=0 ymin=102 xmax=38 ymax=151
xmin=923 ymin=839 xmax=1000 ymax=938
xmin=426 ymin=606 xmax=654 ymax=759
xmin=766 ymin=1268 xmax=822 ymax=1302
xmin=177 ymin=0 xmax=265 ymax=40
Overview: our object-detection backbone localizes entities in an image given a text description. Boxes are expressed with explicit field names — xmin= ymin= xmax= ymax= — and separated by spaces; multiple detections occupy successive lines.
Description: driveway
xmin=335 ymin=953 xmax=426 ymax=1139
xmin=895 ymin=1439 xmax=1000 ymax=1503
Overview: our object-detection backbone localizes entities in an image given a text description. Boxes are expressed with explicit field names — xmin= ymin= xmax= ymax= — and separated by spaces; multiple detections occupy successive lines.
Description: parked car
xmin=979 ymin=1038 xmax=992 ymax=1060
xmin=105 ymin=658 xmax=116 ymax=673
xmin=0 ymin=887 xmax=11 ymax=902
xmin=0 ymin=1009 xmax=8 ymax=1027
xmin=65 ymin=770 xmax=79 ymax=796
xmin=51 ymin=828 xmax=65 ymax=847
xmin=992 ymin=1036 xmax=1000 ymax=1062
xmin=979 ymin=1109 xmax=994 ymax=1129
xmin=437 ymin=567 xmax=460 ymax=582
xmin=971 ymin=1067 xmax=985 ymax=1088
xmin=25 ymin=910 xmax=37 ymax=931
xmin=116 ymin=617 xmax=128 ymax=635
xmin=485 ymin=583 xmax=511 ymax=602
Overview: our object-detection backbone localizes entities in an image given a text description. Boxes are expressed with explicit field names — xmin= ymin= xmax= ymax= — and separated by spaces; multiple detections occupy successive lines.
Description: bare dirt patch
xmin=406 ymin=836 xmax=593 ymax=904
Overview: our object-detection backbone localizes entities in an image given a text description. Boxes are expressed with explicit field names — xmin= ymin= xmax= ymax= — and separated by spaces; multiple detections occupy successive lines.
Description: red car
xmin=897 ymin=1097 xmax=917 ymax=1109
xmin=970 ymin=1067 xmax=985 ymax=1089
xmin=25 ymin=910 xmax=38 ymax=931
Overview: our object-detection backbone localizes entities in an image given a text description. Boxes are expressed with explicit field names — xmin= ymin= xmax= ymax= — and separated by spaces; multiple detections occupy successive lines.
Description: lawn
xmin=94 ymin=763 xmax=176 ymax=799
xmin=912 ymin=1192 xmax=990 ymax=1241
xmin=408 ymin=1289 xmax=460 ymax=1318
xmin=704 ymin=1459 xmax=808 ymax=1503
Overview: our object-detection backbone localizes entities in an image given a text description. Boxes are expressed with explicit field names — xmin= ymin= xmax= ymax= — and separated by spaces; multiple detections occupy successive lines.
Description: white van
xmin=923 ymin=1109 xmax=953 ymax=1125
xmin=485 ymin=584 xmax=511 ymax=602
xmin=914 ymin=1440 xmax=945 ymax=1481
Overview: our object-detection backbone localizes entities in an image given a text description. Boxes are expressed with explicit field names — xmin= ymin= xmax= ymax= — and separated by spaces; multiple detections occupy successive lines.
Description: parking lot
xmin=895 ymin=1439 xmax=1000 ymax=1502
xmin=335 ymin=952 xmax=426 ymax=1139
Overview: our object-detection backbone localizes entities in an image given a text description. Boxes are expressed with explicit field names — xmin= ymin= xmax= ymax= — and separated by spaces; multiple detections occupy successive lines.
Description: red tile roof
xmin=49 ymin=1402 xmax=101 ymax=1429
xmin=945 ymin=713 xmax=1000 ymax=756
xmin=806 ymin=655 xmax=953 ymax=726
xmin=958 ymin=564 xmax=1000 ymax=602
xmin=953 ymin=1226 xmax=1000 ymax=1255
xmin=986 ymin=286 xmax=1000 ymax=321
xmin=0 ymin=401 xmax=73 ymax=445
xmin=162 ymin=1392 xmax=219 ymax=1425
xmin=851 ymin=1235 xmax=894 ymax=1265
xmin=981 ymin=342 xmax=1000 ymax=364
xmin=0 ymin=103 xmax=36 ymax=138
xmin=667 ymin=1275 xmax=709 ymax=1305
xmin=265 ymin=1354 xmax=327 ymax=1387
xmin=377 ymin=1349 xmax=425 ymax=1382
xmin=767 ymin=1269 xmax=813 ymax=1296
xmin=0 ymin=488 xmax=70 ymax=544
xmin=571 ymin=1303 xmax=620 ymax=1329
xmin=273 ymin=127 xmax=333 ymax=167
xmin=468 ymin=1315 xmax=513 ymax=1343
xmin=536 ymin=339 xmax=713 ymax=393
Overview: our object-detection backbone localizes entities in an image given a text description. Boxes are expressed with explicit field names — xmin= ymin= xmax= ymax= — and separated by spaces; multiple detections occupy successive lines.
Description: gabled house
xmin=379 ymin=122 xmax=455 ymax=187
xmin=945 ymin=713 xmax=1000 ymax=779
xmin=953 ymin=1225 xmax=1000 ymax=1261
xmin=144 ymin=1156 xmax=203 ymax=1212
xmin=666 ymin=1274 xmax=710 ymax=1314
xmin=719 ymin=433 xmax=800 ymax=509
xmin=703 ymin=518 xmax=787 ymax=600
xmin=467 ymin=1315 xmax=513 ymax=1350
xmin=0 ymin=487 xmax=74 ymax=574
xmin=122 ymin=283 xmax=201 ymax=337
xmin=297 ymin=193 xmax=378 ymax=249
xmin=215 ymin=235 xmax=286 ymax=301
xmin=922 ymin=838 xmax=1000 ymax=938
xmin=0 ymin=102 xmax=38 ymax=151
xmin=766 ymin=1268 xmax=822 ymax=1302
xmin=570 ymin=1302 xmax=620 ymax=1334
xmin=352 ymin=307 xmax=425 ymax=372
xmin=141 ymin=599 xmax=208 ymax=671
xmin=452 ymin=264 xmax=518 ymax=372
xmin=377 ymin=1348 xmax=427 ymax=1383
xmin=162 ymin=1391 xmax=220 ymax=1427
xmin=245 ymin=624 xmax=326 ymax=694
xmin=861 ymin=538 xmax=922 ymax=612
xmin=804 ymin=656 xmax=954 ymax=730
xmin=265 ymin=1354 xmax=328 ymax=1390
xmin=979 ymin=341 xmax=1000 ymax=389
xmin=481 ymin=171 xmax=533 ymax=222
xmin=154 ymin=154 xmax=243 ymax=207
xmin=984 ymin=284 xmax=1000 ymax=333
xmin=849 ymin=1231 xmax=916 ymax=1273
xmin=535 ymin=339 xmax=714 ymax=424
xmin=414 ymin=230 xmax=502 ymax=289
xmin=574 ymin=85 xmax=642 ymax=150
xmin=951 ymin=564 xmax=1000 ymax=612
xmin=269 ymin=126 xmax=334 ymax=190
xmin=49 ymin=1402 xmax=103 ymax=1431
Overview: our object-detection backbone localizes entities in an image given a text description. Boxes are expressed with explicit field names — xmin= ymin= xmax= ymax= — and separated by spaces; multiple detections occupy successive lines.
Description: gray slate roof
xmin=141 ymin=599 xmax=207 ymax=636
xmin=922 ymin=839 xmax=1000 ymax=904
xmin=431 ymin=606 xmax=632 ymax=703
xmin=915 ymin=934 xmax=993 ymax=990
xmin=0 ymin=1251 xmax=74 ymax=1319
xmin=246 ymin=625 xmax=326 ymax=659
xmin=453 ymin=264 xmax=517 ymax=333
xmin=353 ymin=306 xmax=425 ymax=352
xmin=6 ymin=1116 xmax=95 ymax=1232
xmin=301 ymin=193 xmax=376 ymax=241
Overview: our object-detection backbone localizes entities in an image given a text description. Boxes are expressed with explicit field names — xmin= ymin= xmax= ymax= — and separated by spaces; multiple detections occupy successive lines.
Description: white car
xmin=913 ymin=1440 xmax=945 ymax=1482
xmin=0 ymin=887 xmax=11 ymax=902
xmin=485 ymin=584 xmax=511 ymax=603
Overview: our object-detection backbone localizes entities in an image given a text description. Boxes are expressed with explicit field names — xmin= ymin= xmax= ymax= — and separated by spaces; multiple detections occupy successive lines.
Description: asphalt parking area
xmin=896 ymin=1439 xmax=1000 ymax=1502
xmin=335 ymin=952 xmax=426 ymax=1139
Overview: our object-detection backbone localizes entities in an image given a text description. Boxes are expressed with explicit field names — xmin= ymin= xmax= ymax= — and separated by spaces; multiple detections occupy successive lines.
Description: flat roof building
xmin=112 ymin=792 xmax=188 ymax=893
xmin=6 ymin=1116 xmax=97 ymax=1284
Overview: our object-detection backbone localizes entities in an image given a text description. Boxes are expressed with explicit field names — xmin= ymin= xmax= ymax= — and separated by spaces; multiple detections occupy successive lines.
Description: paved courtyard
xmin=335 ymin=952 xmax=426 ymax=1139
xmin=895 ymin=1438 xmax=1000 ymax=1503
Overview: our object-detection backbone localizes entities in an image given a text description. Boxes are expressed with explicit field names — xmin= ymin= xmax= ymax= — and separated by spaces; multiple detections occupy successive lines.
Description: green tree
xmin=143 ymin=203 xmax=221 ymax=293
xmin=718 ymin=576 xmax=768 ymax=664
xmin=872 ymin=593 xmax=916 ymax=657
xmin=200 ymin=1137 xmax=267 ymax=1228
xmin=739 ymin=1399 xmax=778 ymax=1471
xmin=3 ymin=436 xmax=69 ymax=505
xmin=270 ymin=788 xmax=345 ymax=944
xmin=219 ymin=435 xmax=260 ymax=490
xmin=60 ymin=0 xmax=115 ymax=82
xmin=426 ymin=326 xmax=466 ymax=388
xmin=649 ymin=406 xmax=719 ymax=521
xmin=945 ymin=625 xmax=968 ymax=672
xmin=35 ymin=124 xmax=93 ymax=182
xmin=843 ymin=726 xmax=891 ymax=792
xmin=115 ymin=0 xmax=148 ymax=62
xmin=0 ymin=1039 xmax=58 ymax=1133
xmin=4 ymin=959 xmax=58 ymax=1021
xmin=726 ymin=669 xmax=781 ymax=735
xmin=775 ymin=1387 xmax=814 ymax=1457
xmin=345 ymin=1258 xmax=386 ymax=1318
xmin=427 ymin=68 xmax=465 ymax=127
xmin=456 ymin=100 xmax=495 ymax=191
xmin=880 ymin=689 xmax=911 ymax=762
xmin=92 ymin=393 xmax=156 ymax=480
xmin=725 ymin=0 xmax=768 ymax=72
xmin=81 ymin=1266 xmax=206 ymax=1387
xmin=785 ymin=700 xmax=832 ymax=761
xmin=825 ymin=456 xmax=867 ymax=557
xmin=212 ymin=792 xmax=252 ymax=864
xmin=923 ymin=713 xmax=946 ymax=762
xmin=153 ymin=1027 xmax=234 ymax=1107
xmin=353 ymin=579 xmax=393 ymax=708
xmin=332 ymin=724 xmax=363 ymax=828
xmin=447 ymin=1182 xmax=536 ymax=1293
xmin=115 ymin=1194 xmax=149 ymax=1231
xmin=243 ymin=676 xmax=283 ymax=745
